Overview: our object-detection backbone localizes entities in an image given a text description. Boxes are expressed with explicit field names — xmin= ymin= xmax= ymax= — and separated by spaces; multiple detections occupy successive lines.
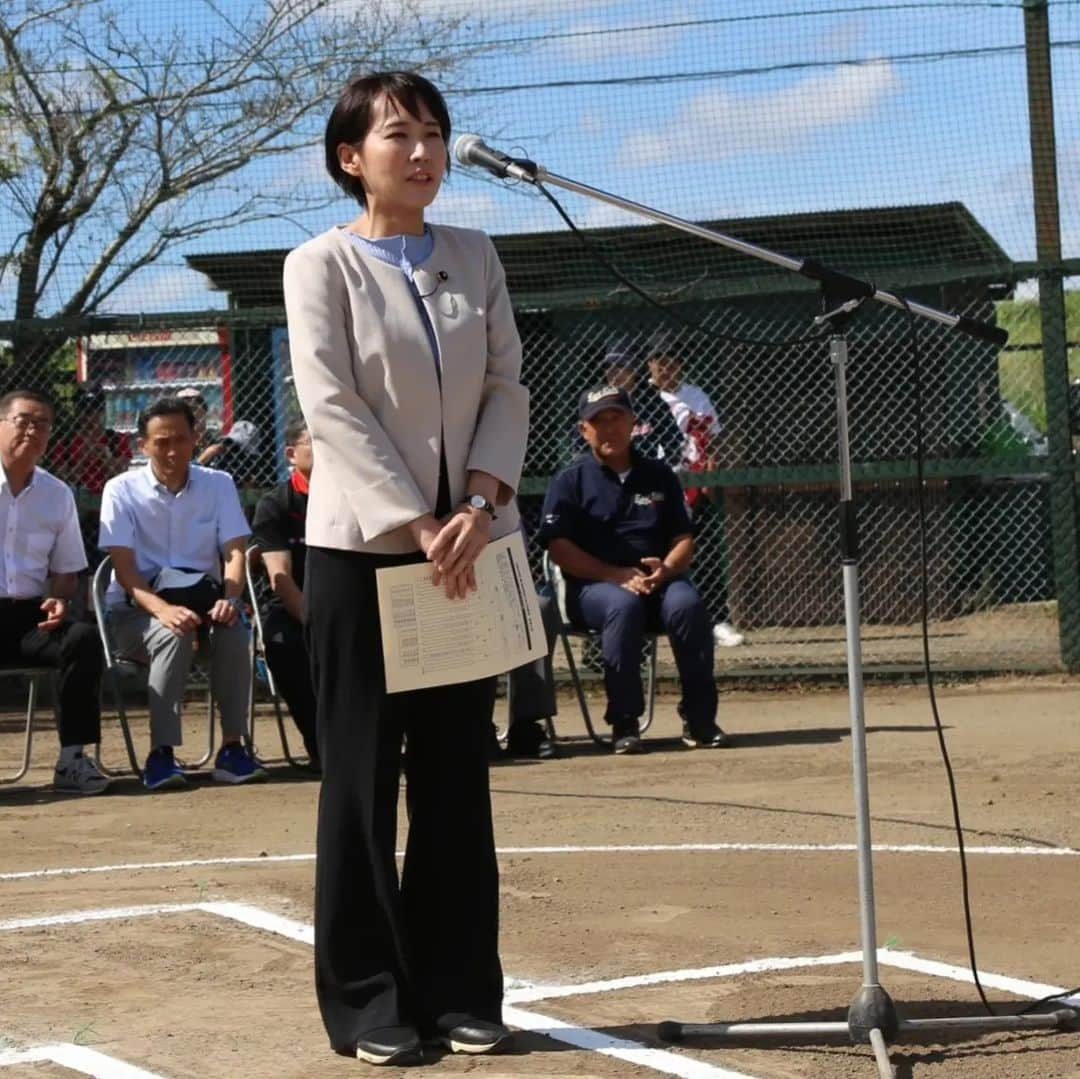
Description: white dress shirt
xmin=98 ymin=462 xmax=250 ymax=607
xmin=0 ymin=464 xmax=87 ymax=599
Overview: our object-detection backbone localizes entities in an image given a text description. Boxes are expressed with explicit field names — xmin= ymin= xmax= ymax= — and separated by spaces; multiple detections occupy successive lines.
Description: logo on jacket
xmin=633 ymin=492 xmax=665 ymax=507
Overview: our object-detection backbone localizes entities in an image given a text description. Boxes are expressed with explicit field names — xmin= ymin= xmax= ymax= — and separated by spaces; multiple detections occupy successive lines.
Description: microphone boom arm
xmin=524 ymin=163 xmax=1006 ymax=347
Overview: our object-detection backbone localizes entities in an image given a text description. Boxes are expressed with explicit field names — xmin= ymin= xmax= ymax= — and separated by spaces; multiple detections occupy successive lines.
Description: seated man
xmin=99 ymin=397 xmax=266 ymax=791
xmin=250 ymin=418 xmax=319 ymax=771
xmin=0 ymin=389 xmax=109 ymax=794
xmin=537 ymin=384 xmax=727 ymax=754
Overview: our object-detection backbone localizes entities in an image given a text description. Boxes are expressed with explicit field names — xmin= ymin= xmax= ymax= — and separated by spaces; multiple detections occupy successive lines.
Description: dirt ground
xmin=1 ymin=676 xmax=1079 ymax=1078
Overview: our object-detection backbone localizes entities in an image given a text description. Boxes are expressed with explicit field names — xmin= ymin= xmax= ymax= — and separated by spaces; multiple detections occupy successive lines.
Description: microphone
xmin=453 ymin=133 xmax=538 ymax=183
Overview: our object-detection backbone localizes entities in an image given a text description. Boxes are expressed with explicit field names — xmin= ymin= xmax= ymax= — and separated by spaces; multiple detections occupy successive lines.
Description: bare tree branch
xmin=1 ymin=0 xmax=502 ymax=328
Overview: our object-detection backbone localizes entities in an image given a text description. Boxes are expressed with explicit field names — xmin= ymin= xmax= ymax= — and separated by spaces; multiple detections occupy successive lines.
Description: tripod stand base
xmin=657 ymin=1007 xmax=1077 ymax=1042
xmin=849 ymin=984 xmax=899 ymax=1043
xmin=657 ymin=1006 xmax=1078 ymax=1079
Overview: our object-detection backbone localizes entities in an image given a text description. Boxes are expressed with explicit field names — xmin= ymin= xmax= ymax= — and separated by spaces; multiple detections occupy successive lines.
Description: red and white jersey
xmin=658 ymin=382 xmax=720 ymax=468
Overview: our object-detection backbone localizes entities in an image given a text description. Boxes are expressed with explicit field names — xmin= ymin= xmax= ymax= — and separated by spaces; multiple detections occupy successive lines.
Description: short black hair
xmin=284 ymin=416 xmax=309 ymax=447
xmin=0 ymin=388 xmax=54 ymax=417
xmin=138 ymin=396 xmax=195 ymax=438
xmin=325 ymin=70 xmax=451 ymax=207
xmin=74 ymin=385 xmax=106 ymax=414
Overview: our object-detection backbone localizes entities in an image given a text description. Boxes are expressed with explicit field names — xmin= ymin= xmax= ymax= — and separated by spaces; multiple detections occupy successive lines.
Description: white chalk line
xmin=1 ymin=840 xmax=1076 ymax=882
xmin=0 ymin=1042 xmax=168 ymax=1077
xmin=506 ymin=951 xmax=865 ymax=1004
xmin=0 ymin=900 xmax=757 ymax=1079
xmin=503 ymin=1004 xmax=758 ymax=1079
xmin=878 ymin=950 xmax=1080 ymax=1009
xmin=5 ymin=900 xmax=1074 ymax=1014
xmin=7 ymin=900 xmax=1077 ymax=1078
xmin=0 ymin=902 xmax=204 ymax=932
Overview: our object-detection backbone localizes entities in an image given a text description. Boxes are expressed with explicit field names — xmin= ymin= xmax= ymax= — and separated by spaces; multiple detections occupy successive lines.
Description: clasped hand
xmin=413 ymin=508 xmax=491 ymax=599
xmin=614 ymin=556 xmax=671 ymax=596
xmin=157 ymin=598 xmax=240 ymax=637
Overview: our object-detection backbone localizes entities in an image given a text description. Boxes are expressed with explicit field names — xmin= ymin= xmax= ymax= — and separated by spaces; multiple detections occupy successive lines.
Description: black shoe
xmin=681 ymin=723 xmax=730 ymax=749
xmin=354 ymin=1025 xmax=423 ymax=1066
xmin=610 ymin=716 xmax=642 ymax=755
xmin=435 ymin=1017 xmax=511 ymax=1055
xmin=506 ymin=719 xmax=559 ymax=760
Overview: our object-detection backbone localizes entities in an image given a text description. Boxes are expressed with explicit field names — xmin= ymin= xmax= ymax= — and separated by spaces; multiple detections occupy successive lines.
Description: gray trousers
xmin=110 ymin=606 xmax=250 ymax=748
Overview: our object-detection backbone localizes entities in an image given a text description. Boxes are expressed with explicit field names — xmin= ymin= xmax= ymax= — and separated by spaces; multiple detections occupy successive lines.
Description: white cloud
xmin=430 ymin=187 xmax=502 ymax=229
xmin=548 ymin=17 xmax=688 ymax=64
xmin=815 ymin=16 xmax=866 ymax=57
xmin=618 ymin=59 xmax=901 ymax=167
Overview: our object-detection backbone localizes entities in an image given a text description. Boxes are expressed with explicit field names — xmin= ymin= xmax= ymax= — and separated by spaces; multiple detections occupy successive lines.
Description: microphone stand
xmin=496 ymin=161 xmax=1079 ymax=1077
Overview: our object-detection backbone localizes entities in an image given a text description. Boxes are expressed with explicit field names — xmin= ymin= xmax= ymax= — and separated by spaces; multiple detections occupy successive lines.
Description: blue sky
xmin=1 ymin=0 xmax=1077 ymax=315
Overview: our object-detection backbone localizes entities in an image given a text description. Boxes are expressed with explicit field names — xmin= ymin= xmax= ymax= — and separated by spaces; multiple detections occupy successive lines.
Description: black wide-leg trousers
xmin=305 ymin=546 xmax=503 ymax=1054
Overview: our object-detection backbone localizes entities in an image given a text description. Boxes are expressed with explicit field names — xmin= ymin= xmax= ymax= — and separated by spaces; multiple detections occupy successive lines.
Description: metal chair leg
xmin=94 ymin=668 xmax=143 ymax=779
xmin=2 ymin=675 xmax=37 ymax=785
xmin=495 ymin=672 xmax=511 ymax=743
xmin=641 ymin=637 xmax=659 ymax=735
xmin=270 ymin=690 xmax=305 ymax=767
xmin=561 ymin=631 xmax=607 ymax=746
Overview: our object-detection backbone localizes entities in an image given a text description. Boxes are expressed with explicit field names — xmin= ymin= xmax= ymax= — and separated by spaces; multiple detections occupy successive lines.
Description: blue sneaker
xmin=212 ymin=743 xmax=269 ymax=784
xmin=144 ymin=746 xmax=186 ymax=791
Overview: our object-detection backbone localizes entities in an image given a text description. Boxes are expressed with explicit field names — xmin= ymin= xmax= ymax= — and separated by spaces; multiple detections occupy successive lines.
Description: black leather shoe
xmin=437 ymin=1017 xmax=512 ymax=1055
xmin=506 ymin=719 xmax=559 ymax=760
xmin=681 ymin=723 xmax=730 ymax=749
xmin=611 ymin=715 xmax=643 ymax=755
xmin=354 ymin=1026 xmax=422 ymax=1066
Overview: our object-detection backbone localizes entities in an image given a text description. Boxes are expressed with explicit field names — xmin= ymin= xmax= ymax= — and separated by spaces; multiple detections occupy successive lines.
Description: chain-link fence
xmin=1 ymin=1 xmax=1078 ymax=676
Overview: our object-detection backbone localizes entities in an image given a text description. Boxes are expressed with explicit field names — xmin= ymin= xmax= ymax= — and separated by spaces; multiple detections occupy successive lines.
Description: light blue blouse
xmin=344 ymin=227 xmax=440 ymax=375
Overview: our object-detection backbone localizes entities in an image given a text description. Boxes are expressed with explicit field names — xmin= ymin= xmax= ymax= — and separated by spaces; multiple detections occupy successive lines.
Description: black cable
xmin=532 ymin=179 xmax=829 ymax=351
xmin=903 ymin=299 xmax=1080 ymax=1023
xmin=1018 ymin=985 xmax=1080 ymax=1016
xmin=532 ymin=168 xmax=1080 ymax=1019
xmin=901 ymin=295 xmax=998 ymax=1016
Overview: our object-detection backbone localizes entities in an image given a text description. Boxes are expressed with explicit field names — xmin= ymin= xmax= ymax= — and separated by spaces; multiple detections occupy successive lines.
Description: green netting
xmin=2 ymin=0 xmax=1079 ymax=674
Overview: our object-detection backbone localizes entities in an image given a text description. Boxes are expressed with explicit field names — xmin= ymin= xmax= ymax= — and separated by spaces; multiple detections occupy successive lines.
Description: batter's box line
xmin=1 ymin=840 xmax=1078 ymax=883
xmin=0 ymin=1042 xmax=167 ymax=1077
xmin=0 ymin=902 xmax=751 ymax=1079
xmin=3 ymin=901 xmax=1077 ymax=1079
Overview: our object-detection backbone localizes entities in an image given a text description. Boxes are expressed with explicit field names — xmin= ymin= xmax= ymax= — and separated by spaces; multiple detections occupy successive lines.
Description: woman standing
xmin=284 ymin=72 xmax=528 ymax=1066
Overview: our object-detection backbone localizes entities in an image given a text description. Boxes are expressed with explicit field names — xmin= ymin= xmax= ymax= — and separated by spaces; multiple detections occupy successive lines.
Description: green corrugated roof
xmin=186 ymin=201 xmax=1014 ymax=311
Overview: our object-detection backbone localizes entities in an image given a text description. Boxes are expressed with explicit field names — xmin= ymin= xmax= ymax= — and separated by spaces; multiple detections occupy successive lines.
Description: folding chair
xmin=543 ymin=553 xmax=659 ymax=748
xmin=0 ymin=665 xmax=55 ymax=785
xmin=90 ymin=556 xmax=216 ymax=777
xmin=245 ymin=545 xmax=307 ymax=767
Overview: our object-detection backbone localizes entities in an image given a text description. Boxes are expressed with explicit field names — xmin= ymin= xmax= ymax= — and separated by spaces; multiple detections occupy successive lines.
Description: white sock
xmin=58 ymin=745 xmax=83 ymax=765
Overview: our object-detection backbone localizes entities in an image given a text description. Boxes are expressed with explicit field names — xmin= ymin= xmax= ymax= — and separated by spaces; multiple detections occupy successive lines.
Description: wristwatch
xmin=464 ymin=494 xmax=497 ymax=519
xmin=225 ymin=596 xmax=245 ymax=613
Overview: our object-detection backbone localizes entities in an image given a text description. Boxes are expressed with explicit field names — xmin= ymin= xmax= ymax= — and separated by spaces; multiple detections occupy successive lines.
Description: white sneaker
xmin=53 ymin=753 xmax=111 ymax=796
xmin=713 ymin=622 xmax=745 ymax=647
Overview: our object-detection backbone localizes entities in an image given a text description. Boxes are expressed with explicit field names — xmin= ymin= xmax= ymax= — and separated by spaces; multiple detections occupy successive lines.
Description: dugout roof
xmin=186 ymin=201 xmax=1015 ymax=311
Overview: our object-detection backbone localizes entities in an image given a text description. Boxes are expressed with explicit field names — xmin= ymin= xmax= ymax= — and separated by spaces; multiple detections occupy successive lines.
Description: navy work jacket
xmin=536 ymin=450 xmax=692 ymax=587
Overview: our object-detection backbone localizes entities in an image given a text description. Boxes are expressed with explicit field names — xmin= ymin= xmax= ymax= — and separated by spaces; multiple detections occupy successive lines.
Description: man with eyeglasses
xmin=0 ymin=388 xmax=109 ymax=794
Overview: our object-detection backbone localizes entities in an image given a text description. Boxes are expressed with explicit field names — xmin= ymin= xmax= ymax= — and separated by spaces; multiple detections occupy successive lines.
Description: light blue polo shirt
xmin=98 ymin=462 xmax=250 ymax=607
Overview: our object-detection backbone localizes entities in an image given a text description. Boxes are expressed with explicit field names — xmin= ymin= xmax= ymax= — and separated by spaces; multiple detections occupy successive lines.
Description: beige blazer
xmin=283 ymin=224 xmax=529 ymax=554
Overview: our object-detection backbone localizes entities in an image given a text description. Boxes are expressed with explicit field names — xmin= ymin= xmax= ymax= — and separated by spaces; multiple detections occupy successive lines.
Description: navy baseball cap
xmin=579 ymin=384 xmax=634 ymax=422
